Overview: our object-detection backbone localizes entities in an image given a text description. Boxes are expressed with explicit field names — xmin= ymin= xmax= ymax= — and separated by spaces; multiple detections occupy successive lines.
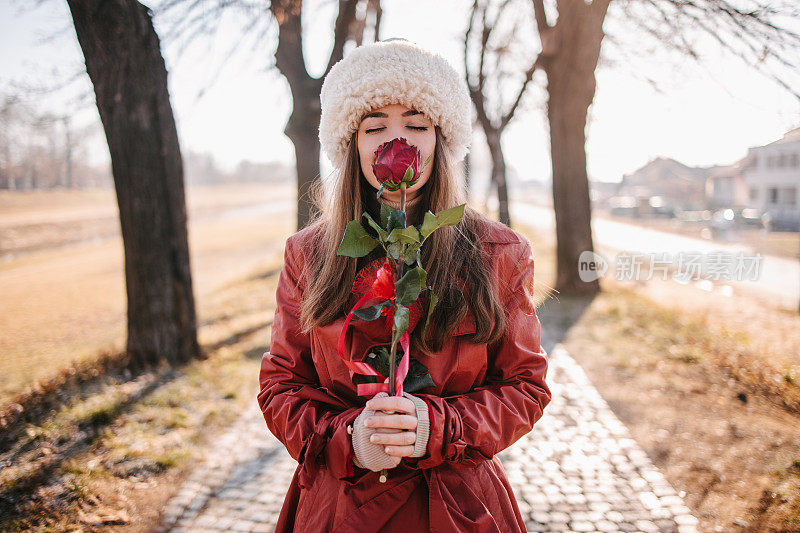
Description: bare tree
xmin=66 ymin=0 xmax=200 ymax=368
xmin=470 ymin=0 xmax=800 ymax=295
xmin=0 ymin=89 xmax=101 ymax=190
xmin=539 ymin=0 xmax=799 ymax=295
xmin=157 ymin=0 xmax=380 ymax=230
xmin=270 ymin=0 xmax=381 ymax=229
xmin=465 ymin=0 xmax=540 ymax=227
xmin=0 ymin=95 xmax=29 ymax=190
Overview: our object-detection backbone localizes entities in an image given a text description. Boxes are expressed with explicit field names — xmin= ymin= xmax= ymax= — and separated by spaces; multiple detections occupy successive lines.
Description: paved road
xmin=512 ymin=202 xmax=800 ymax=310
xmin=158 ymin=344 xmax=698 ymax=533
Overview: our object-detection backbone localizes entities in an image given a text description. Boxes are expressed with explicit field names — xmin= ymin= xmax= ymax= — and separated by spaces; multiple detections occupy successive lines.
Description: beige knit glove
xmin=351 ymin=392 xmax=431 ymax=472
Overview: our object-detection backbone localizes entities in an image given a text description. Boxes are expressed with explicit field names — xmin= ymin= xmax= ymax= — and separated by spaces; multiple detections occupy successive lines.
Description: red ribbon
xmin=337 ymin=289 xmax=410 ymax=397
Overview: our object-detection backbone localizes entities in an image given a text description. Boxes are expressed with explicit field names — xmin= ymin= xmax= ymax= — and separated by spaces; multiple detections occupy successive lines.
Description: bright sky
xmin=1 ymin=0 xmax=799 ymax=187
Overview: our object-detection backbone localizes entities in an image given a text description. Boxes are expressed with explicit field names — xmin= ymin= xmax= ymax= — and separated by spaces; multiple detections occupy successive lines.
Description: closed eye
xmin=364 ymin=126 xmax=429 ymax=133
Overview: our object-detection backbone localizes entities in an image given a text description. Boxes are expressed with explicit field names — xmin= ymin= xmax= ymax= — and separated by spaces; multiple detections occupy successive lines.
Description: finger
xmin=366 ymin=414 xmax=417 ymax=431
xmin=373 ymin=427 xmax=403 ymax=435
xmin=384 ymin=445 xmax=414 ymax=457
xmin=385 ymin=455 xmax=402 ymax=466
xmin=366 ymin=396 xmax=415 ymax=414
xmin=371 ymin=431 xmax=416 ymax=446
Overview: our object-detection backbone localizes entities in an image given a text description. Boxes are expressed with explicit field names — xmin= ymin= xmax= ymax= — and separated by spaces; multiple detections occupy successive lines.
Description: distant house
xmin=705 ymin=157 xmax=751 ymax=208
xmin=742 ymin=127 xmax=800 ymax=229
xmin=589 ymin=180 xmax=621 ymax=206
xmin=618 ymin=157 xmax=709 ymax=210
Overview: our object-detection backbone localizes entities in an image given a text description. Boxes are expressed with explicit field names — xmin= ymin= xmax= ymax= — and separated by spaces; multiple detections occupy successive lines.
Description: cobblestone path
xmin=158 ymin=344 xmax=698 ymax=533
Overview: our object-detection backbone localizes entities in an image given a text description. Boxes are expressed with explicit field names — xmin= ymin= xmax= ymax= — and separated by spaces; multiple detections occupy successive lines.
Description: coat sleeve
xmin=257 ymin=234 xmax=364 ymax=484
xmin=402 ymin=237 xmax=552 ymax=470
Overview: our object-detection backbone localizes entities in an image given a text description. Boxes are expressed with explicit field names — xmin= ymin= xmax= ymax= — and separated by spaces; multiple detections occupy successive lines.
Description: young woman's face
xmin=356 ymin=103 xmax=436 ymax=201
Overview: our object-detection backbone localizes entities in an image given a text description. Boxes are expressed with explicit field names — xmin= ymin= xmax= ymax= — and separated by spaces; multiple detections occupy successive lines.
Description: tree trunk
xmin=486 ymin=129 xmax=510 ymax=226
xmin=542 ymin=0 xmax=608 ymax=295
xmin=285 ymin=87 xmax=323 ymax=230
xmin=271 ymin=0 xmax=359 ymax=231
xmin=547 ymin=89 xmax=598 ymax=294
xmin=63 ymin=116 xmax=75 ymax=189
xmin=67 ymin=0 xmax=200 ymax=368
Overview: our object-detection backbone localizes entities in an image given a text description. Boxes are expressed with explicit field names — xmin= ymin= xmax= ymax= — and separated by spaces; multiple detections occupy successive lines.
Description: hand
xmin=364 ymin=394 xmax=418 ymax=457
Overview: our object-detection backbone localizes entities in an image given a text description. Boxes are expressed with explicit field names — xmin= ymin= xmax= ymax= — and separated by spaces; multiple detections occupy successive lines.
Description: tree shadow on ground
xmin=535 ymin=292 xmax=597 ymax=355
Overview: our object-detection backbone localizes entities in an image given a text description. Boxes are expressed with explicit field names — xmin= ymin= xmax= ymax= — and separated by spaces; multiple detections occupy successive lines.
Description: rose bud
xmin=372 ymin=137 xmax=431 ymax=191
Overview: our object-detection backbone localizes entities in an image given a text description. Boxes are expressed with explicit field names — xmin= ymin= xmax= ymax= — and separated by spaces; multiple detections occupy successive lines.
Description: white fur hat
xmin=319 ymin=38 xmax=473 ymax=170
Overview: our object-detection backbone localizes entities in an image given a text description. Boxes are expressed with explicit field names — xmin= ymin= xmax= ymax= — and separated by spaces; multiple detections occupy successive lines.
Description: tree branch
xmin=323 ymin=0 xmax=359 ymax=79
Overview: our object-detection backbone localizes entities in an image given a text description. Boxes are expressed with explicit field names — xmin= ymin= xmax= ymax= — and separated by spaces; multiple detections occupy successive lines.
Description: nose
xmin=378 ymin=123 xmax=407 ymax=145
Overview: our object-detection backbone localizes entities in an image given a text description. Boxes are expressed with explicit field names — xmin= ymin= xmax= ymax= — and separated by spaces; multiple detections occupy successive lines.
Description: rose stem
xmin=380 ymin=182 xmax=408 ymax=484
xmin=387 ymin=182 xmax=407 ymax=398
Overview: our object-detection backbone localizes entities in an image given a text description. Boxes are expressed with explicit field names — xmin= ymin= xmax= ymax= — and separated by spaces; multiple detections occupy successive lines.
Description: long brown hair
xmin=299 ymin=126 xmax=509 ymax=356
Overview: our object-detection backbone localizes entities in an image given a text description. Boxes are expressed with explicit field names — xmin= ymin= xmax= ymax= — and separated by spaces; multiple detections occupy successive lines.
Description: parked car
xmin=646 ymin=196 xmax=677 ymax=218
xmin=705 ymin=208 xmax=768 ymax=243
xmin=722 ymin=207 xmax=764 ymax=229
xmin=762 ymin=210 xmax=800 ymax=232
xmin=607 ymin=195 xmax=677 ymax=218
xmin=608 ymin=195 xmax=638 ymax=217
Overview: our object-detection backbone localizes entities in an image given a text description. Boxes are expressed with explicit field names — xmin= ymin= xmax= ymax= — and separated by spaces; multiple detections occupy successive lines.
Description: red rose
xmin=372 ymin=137 xmax=422 ymax=188
xmin=371 ymin=262 xmax=396 ymax=300
xmin=353 ymin=257 xmax=424 ymax=334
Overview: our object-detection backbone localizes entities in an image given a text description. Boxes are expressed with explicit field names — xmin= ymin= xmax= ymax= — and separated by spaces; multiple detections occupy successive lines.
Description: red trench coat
xmin=257 ymin=212 xmax=551 ymax=532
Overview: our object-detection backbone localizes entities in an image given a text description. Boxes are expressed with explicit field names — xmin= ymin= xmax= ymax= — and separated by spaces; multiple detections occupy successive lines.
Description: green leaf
xmin=380 ymin=203 xmax=393 ymax=228
xmin=387 ymin=208 xmax=406 ymax=234
xmin=382 ymin=180 xmax=402 ymax=191
xmin=337 ymin=220 xmax=379 ymax=257
xmin=395 ymin=267 xmax=426 ymax=305
xmin=421 ymin=290 xmax=438 ymax=343
xmin=393 ymin=303 xmax=410 ymax=335
xmin=365 ymin=346 xmax=391 ymax=377
xmin=387 ymin=242 xmax=403 ymax=259
xmin=404 ymin=247 xmax=419 ymax=266
xmin=404 ymin=359 xmax=436 ymax=393
xmin=402 ymin=165 xmax=414 ymax=183
xmin=421 ymin=153 xmax=433 ymax=171
xmin=435 ymin=203 xmax=466 ymax=227
xmin=352 ymin=300 xmax=392 ymax=321
xmin=362 ymin=211 xmax=388 ymax=242
xmin=417 ymin=204 xmax=467 ymax=241
xmin=418 ymin=210 xmax=439 ymax=240
xmin=363 ymin=346 xmax=435 ymax=393
xmin=387 ymin=225 xmax=421 ymax=245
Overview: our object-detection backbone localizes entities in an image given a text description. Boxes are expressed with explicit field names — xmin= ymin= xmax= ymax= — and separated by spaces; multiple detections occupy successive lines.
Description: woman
xmin=257 ymin=39 xmax=551 ymax=532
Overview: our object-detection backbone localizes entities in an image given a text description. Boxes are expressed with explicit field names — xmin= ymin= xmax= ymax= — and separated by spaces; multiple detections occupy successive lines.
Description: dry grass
xmin=0 ymin=183 xmax=293 ymax=404
xmin=0 ymin=249 xmax=285 ymax=532
xmin=559 ymin=285 xmax=800 ymax=532
xmin=0 ymin=183 xmax=292 ymax=529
